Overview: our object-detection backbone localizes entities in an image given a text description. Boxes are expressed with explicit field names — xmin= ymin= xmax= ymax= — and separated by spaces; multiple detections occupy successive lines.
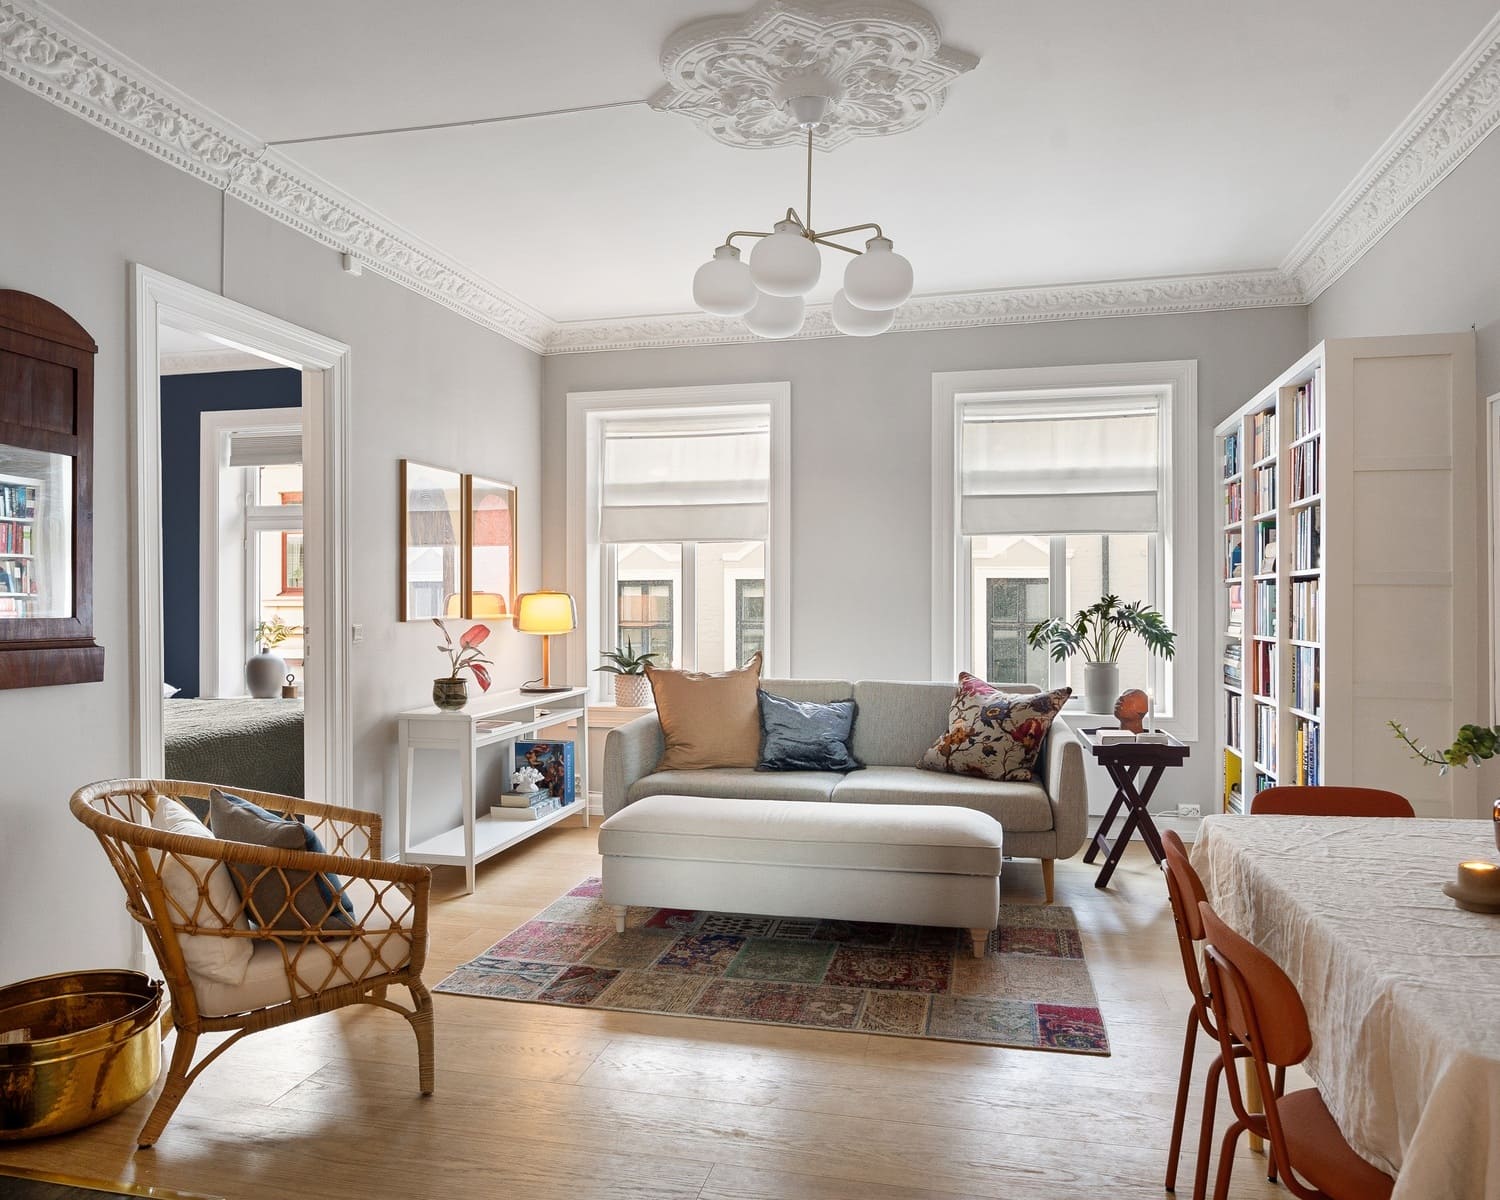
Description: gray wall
xmin=0 ymin=82 xmax=542 ymax=980
xmin=1309 ymin=127 xmax=1500 ymax=797
xmin=541 ymin=305 xmax=1311 ymax=809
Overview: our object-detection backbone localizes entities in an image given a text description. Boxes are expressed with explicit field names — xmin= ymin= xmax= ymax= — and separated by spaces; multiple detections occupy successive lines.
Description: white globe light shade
xmin=692 ymin=244 xmax=756 ymax=316
xmin=830 ymin=289 xmax=896 ymax=337
xmin=843 ymin=236 xmax=913 ymax=310
xmin=749 ymin=220 xmax=821 ymax=297
xmin=743 ymin=291 xmax=805 ymax=339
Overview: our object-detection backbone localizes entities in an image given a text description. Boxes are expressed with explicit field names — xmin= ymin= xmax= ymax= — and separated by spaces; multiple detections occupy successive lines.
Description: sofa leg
xmin=612 ymin=904 xmax=628 ymax=933
xmin=967 ymin=929 xmax=989 ymax=959
xmin=1041 ymin=859 xmax=1055 ymax=904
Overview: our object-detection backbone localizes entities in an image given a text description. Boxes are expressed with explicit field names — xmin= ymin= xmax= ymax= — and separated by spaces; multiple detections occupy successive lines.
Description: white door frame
xmin=130 ymin=265 xmax=352 ymax=805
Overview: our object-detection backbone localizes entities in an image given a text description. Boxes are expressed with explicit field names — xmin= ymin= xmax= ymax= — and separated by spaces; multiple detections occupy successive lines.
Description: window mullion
xmin=680 ymin=540 xmax=696 ymax=671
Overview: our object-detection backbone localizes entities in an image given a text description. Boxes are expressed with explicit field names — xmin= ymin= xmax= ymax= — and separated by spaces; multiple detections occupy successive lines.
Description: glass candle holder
xmin=1493 ymin=798 xmax=1499 ymax=854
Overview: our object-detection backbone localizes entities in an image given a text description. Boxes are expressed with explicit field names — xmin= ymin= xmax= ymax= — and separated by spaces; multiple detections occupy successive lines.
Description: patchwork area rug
xmin=436 ymin=878 xmax=1109 ymax=1053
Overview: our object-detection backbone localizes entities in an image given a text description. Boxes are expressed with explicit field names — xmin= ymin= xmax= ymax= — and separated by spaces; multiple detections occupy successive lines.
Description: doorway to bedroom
xmin=132 ymin=266 xmax=352 ymax=807
xmin=158 ymin=329 xmax=311 ymax=797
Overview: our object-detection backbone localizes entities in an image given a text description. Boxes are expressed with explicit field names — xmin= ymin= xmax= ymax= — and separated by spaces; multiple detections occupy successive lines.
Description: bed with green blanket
xmin=163 ymin=698 xmax=304 ymax=798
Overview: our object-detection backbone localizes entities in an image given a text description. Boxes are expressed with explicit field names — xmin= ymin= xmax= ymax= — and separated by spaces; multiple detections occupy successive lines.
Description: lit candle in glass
xmin=1493 ymin=799 xmax=1499 ymax=854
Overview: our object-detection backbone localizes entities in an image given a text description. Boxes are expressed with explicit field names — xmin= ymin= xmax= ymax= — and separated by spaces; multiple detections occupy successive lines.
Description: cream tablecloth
xmin=1192 ymin=815 xmax=1500 ymax=1200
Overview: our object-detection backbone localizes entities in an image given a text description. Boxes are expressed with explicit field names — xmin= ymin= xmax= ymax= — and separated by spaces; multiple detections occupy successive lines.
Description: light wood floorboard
xmin=0 ymin=822 xmax=1293 ymax=1199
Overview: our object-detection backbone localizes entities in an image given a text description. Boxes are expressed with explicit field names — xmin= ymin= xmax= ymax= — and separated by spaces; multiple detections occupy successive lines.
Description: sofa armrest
xmin=1045 ymin=720 xmax=1088 ymax=859
xmin=603 ymin=715 xmax=664 ymax=817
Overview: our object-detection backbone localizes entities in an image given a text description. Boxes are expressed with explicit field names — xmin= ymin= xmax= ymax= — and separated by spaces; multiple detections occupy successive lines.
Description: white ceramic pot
xmin=246 ymin=651 xmax=286 ymax=699
xmin=1083 ymin=660 xmax=1120 ymax=715
xmin=613 ymin=673 xmax=651 ymax=708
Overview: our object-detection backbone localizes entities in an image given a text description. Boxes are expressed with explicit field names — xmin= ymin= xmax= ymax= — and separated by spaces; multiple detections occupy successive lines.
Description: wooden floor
xmin=0 ymin=824 xmax=1296 ymax=1199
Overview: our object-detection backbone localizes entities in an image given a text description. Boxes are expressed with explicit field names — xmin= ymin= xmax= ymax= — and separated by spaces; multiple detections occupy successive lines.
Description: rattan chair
xmin=71 ymin=779 xmax=435 ymax=1148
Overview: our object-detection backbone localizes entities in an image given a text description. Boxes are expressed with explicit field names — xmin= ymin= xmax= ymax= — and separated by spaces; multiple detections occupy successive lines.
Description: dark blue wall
xmin=160 ymin=369 xmax=301 ymax=698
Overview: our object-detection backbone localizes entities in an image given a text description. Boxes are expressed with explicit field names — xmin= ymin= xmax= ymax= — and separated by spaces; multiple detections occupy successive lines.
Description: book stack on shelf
xmin=1255 ymin=704 xmax=1278 ymax=774
xmin=1248 ymin=409 xmax=1276 ymax=464
xmin=1223 ymin=640 xmax=1243 ymax=688
xmin=1293 ymin=506 xmax=1321 ymax=572
xmin=1292 ymin=719 xmax=1321 ymax=787
xmin=488 ymin=789 xmax=564 ymax=821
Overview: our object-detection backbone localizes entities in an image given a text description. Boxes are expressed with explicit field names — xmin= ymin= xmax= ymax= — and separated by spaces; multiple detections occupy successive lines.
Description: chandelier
xmin=690 ymin=93 xmax=913 ymax=339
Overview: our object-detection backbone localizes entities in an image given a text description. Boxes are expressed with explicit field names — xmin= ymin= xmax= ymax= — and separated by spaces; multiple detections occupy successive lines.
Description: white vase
xmin=613 ymin=674 xmax=651 ymax=708
xmin=246 ymin=651 xmax=286 ymax=699
xmin=1082 ymin=661 xmax=1120 ymax=715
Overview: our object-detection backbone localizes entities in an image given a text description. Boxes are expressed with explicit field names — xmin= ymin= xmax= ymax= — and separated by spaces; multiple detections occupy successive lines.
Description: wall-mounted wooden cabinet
xmin=0 ymin=290 xmax=104 ymax=688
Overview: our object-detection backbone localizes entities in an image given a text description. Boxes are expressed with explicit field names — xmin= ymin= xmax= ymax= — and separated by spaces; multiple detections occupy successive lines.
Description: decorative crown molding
xmin=546 ymin=270 xmax=1306 ymax=354
xmin=0 ymin=0 xmax=554 ymax=352
xmin=1282 ymin=10 xmax=1500 ymax=299
xmin=650 ymin=0 xmax=977 ymax=151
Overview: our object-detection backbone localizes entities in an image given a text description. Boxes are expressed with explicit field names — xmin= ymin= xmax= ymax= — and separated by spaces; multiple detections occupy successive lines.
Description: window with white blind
xmin=567 ymin=384 xmax=790 ymax=702
xmin=933 ymin=364 xmax=1197 ymax=734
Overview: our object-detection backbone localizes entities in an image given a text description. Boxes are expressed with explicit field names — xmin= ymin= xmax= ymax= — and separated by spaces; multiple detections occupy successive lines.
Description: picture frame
xmin=399 ymin=460 xmax=464 ymax=621
xmin=463 ymin=475 xmax=517 ymax=619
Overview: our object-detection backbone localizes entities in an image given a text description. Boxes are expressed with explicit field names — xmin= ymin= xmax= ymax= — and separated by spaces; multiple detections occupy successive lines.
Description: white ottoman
xmin=598 ymin=794 xmax=1004 ymax=958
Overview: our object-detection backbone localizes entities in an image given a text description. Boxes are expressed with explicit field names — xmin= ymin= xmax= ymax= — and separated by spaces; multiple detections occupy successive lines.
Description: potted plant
xmin=1391 ymin=721 xmax=1500 ymax=850
xmin=247 ymin=616 xmax=303 ymax=698
xmin=1027 ymin=594 xmax=1176 ymax=715
xmin=432 ymin=619 xmax=493 ymax=710
xmin=593 ymin=639 xmax=659 ymax=707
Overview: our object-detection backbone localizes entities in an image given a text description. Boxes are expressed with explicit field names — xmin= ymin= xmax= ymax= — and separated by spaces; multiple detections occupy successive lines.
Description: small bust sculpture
xmin=511 ymin=765 xmax=545 ymax=794
xmin=1114 ymin=688 xmax=1149 ymax=734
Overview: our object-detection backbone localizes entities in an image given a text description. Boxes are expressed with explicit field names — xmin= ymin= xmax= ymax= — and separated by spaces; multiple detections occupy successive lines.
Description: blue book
xmin=514 ymin=740 xmax=575 ymax=804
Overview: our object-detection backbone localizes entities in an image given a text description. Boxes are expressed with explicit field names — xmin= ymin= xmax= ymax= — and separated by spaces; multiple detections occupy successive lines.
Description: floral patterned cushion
xmin=918 ymin=674 xmax=1072 ymax=782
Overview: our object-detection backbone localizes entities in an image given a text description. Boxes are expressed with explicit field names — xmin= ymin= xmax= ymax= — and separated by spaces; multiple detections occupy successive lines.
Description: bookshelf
xmin=0 ymin=471 xmax=45 ymax=617
xmin=1213 ymin=335 xmax=1478 ymax=819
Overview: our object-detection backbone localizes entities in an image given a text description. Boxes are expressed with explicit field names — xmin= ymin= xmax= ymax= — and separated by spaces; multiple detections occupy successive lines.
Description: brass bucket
xmin=0 ymin=969 xmax=163 ymax=1139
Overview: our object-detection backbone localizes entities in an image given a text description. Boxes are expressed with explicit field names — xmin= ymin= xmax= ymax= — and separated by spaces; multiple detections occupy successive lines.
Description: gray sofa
xmin=603 ymin=678 xmax=1088 ymax=903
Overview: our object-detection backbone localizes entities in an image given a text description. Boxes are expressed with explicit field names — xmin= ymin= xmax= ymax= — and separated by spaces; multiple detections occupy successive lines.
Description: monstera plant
xmin=1027 ymin=594 xmax=1175 ymax=714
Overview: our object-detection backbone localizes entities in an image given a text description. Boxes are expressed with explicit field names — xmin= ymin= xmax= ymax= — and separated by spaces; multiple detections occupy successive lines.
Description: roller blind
xmin=960 ymin=395 xmax=1160 ymax=534
xmin=600 ymin=412 xmax=770 ymax=542
xmin=227 ymin=428 xmax=301 ymax=468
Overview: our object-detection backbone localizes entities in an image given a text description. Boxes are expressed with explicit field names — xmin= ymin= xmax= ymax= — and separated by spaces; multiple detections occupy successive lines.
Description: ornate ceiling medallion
xmin=650 ymin=0 xmax=978 ymax=151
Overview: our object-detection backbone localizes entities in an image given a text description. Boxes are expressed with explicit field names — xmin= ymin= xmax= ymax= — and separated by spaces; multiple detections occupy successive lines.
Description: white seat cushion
xmin=831 ymin=766 xmax=1054 ymax=832
xmin=600 ymin=794 xmax=1002 ymax=877
xmin=629 ymin=768 xmax=838 ymax=804
xmin=189 ymin=878 xmax=412 ymax=1017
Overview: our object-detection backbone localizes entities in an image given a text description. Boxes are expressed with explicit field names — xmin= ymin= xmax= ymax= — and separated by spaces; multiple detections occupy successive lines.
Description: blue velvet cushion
xmin=756 ymin=691 xmax=863 ymax=773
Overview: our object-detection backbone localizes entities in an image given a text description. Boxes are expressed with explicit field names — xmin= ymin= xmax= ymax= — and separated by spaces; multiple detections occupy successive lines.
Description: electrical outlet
xmin=1177 ymin=803 xmax=1202 ymax=819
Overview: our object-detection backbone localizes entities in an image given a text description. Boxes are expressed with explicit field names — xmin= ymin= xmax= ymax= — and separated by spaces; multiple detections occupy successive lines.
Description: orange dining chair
xmin=1249 ymin=785 xmax=1414 ymax=817
xmin=1159 ymin=831 xmax=1215 ymax=1193
xmin=1196 ymin=901 xmax=1394 ymax=1200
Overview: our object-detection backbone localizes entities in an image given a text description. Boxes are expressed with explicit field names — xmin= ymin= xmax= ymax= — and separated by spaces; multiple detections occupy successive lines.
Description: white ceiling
xmin=47 ymin=0 xmax=1500 ymax=323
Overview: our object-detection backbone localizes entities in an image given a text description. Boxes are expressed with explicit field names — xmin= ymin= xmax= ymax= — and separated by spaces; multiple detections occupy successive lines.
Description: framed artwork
xmin=400 ymin=460 xmax=464 ymax=621
xmin=464 ymin=475 xmax=517 ymax=619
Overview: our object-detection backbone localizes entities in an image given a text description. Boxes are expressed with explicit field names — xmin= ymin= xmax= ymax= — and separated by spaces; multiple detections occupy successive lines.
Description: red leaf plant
xmin=433 ymin=619 xmax=494 ymax=691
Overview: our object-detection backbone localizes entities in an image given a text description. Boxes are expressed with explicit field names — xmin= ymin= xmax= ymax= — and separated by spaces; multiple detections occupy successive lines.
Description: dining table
xmin=1192 ymin=814 xmax=1500 ymax=1200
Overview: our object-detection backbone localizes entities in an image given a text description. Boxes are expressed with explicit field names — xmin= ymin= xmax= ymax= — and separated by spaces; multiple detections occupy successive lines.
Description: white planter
xmin=1082 ymin=661 xmax=1120 ymax=715
xmin=613 ymin=674 xmax=651 ymax=708
xmin=245 ymin=651 xmax=286 ymax=699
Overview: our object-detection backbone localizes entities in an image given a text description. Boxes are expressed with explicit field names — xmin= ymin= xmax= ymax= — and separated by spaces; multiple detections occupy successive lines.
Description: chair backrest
xmin=1160 ymin=831 xmax=1213 ymax=1019
xmin=1198 ymin=901 xmax=1312 ymax=1068
xmin=1250 ymin=785 xmax=1414 ymax=817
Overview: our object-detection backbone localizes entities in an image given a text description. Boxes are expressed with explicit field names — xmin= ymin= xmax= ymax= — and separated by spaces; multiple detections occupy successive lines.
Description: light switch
xmin=350 ymin=623 xmax=364 ymax=643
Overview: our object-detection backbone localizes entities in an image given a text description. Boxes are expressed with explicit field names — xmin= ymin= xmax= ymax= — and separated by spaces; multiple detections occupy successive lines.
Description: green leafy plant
xmin=593 ymin=639 xmax=660 ymax=677
xmin=254 ymin=616 xmax=303 ymax=652
xmin=433 ymin=619 xmax=493 ymax=691
xmin=1390 ymin=721 xmax=1500 ymax=773
xmin=1026 ymin=595 xmax=1176 ymax=664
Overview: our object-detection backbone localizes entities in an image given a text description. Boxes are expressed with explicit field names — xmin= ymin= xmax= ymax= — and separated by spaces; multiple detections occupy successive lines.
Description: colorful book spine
xmin=514 ymin=740 xmax=576 ymax=804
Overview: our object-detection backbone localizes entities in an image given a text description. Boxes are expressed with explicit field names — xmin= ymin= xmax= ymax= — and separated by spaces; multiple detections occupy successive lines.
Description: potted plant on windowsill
xmin=432 ymin=619 xmax=493 ymax=711
xmin=1026 ymin=594 xmax=1176 ymax=715
xmin=593 ymin=640 xmax=660 ymax=708
xmin=247 ymin=616 xmax=303 ymax=698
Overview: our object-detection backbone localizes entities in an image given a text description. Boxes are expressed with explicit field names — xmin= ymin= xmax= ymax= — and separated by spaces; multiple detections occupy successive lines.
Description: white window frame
xmin=197 ymin=409 xmax=302 ymax=697
xmin=566 ymin=383 xmax=791 ymax=703
xmin=932 ymin=361 xmax=1198 ymax=739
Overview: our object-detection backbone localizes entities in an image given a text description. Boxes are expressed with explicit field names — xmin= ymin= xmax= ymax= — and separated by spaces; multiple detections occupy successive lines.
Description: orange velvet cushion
xmin=646 ymin=652 xmax=764 ymax=771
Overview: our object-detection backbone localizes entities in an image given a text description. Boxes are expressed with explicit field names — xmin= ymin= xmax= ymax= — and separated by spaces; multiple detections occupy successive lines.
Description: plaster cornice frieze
xmin=0 ymin=1 xmax=554 ymax=352
xmin=546 ymin=270 xmax=1306 ymax=354
xmin=1282 ymin=11 xmax=1500 ymax=300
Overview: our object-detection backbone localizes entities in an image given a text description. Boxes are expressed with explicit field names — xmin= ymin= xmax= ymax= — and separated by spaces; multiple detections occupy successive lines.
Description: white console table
xmin=397 ymin=687 xmax=589 ymax=894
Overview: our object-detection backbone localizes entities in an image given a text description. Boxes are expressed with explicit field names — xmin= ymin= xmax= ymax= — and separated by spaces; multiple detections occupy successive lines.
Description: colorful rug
xmin=436 ymin=878 xmax=1109 ymax=1053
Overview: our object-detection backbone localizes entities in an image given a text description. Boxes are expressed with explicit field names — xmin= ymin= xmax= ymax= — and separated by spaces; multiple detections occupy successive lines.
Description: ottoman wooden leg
xmin=968 ymin=929 xmax=989 ymax=959
xmin=611 ymin=904 xmax=628 ymax=933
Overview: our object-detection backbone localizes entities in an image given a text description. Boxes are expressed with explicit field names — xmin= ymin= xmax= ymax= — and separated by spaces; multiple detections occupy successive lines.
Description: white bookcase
xmin=1214 ymin=334 xmax=1478 ymax=819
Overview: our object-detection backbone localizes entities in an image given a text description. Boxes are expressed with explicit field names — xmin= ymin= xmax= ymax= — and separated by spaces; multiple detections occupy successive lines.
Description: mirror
xmin=400 ymin=461 xmax=463 ymax=620
xmin=465 ymin=476 xmax=516 ymax=619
